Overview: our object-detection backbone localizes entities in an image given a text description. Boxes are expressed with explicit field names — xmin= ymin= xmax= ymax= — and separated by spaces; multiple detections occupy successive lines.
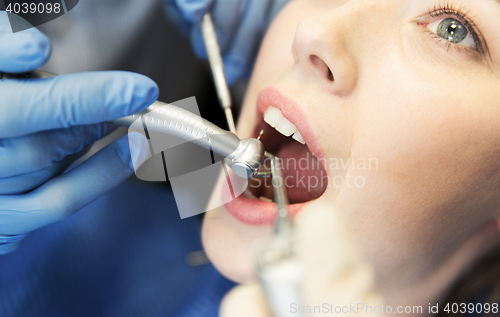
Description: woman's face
xmin=202 ymin=0 xmax=500 ymax=299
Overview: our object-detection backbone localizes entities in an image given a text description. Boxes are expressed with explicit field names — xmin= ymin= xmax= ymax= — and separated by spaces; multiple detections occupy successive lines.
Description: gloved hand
xmin=0 ymin=12 xmax=155 ymax=254
xmin=164 ymin=0 xmax=290 ymax=85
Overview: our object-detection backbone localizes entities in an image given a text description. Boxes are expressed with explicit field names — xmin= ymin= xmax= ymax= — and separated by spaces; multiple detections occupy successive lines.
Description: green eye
xmin=437 ymin=18 xmax=468 ymax=43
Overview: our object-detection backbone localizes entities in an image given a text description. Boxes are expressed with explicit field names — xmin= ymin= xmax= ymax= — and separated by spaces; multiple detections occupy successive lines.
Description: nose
xmin=292 ymin=7 xmax=360 ymax=95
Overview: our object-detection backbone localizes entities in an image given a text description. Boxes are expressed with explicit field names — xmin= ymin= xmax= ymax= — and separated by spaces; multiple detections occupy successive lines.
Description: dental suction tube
xmin=2 ymin=70 xmax=265 ymax=178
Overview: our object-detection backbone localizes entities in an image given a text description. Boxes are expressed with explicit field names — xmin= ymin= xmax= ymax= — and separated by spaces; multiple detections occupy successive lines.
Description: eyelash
xmin=425 ymin=2 xmax=486 ymax=57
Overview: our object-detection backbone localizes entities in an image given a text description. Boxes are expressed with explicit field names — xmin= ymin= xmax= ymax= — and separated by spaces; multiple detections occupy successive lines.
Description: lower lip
xmin=221 ymin=177 xmax=310 ymax=226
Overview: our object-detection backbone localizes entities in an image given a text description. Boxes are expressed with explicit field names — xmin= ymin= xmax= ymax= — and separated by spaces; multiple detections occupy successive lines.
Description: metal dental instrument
xmin=1 ymin=70 xmax=265 ymax=179
xmin=256 ymin=157 xmax=304 ymax=317
xmin=201 ymin=13 xmax=237 ymax=134
xmin=270 ymin=157 xmax=293 ymax=235
xmin=200 ymin=13 xmax=272 ymax=179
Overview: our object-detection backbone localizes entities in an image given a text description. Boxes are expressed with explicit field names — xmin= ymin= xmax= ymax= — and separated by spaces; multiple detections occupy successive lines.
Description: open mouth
xmin=222 ymin=87 xmax=328 ymax=226
xmin=246 ymin=106 xmax=328 ymax=204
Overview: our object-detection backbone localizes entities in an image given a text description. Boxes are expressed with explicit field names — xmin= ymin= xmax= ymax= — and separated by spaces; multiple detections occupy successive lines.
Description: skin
xmin=202 ymin=0 xmax=500 ymax=311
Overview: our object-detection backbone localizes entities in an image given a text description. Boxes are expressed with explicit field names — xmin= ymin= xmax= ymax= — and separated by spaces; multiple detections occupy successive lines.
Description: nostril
xmin=310 ymin=55 xmax=334 ymax=82
xmin=327 ymin=68 xmax=334 ymax=81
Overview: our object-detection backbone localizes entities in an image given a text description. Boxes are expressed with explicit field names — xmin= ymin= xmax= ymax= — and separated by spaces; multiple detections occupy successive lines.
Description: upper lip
xmin=256 ymin=86 xmax=324 ymax=161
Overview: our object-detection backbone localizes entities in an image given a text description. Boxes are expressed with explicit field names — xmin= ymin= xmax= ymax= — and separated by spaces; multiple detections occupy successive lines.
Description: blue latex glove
xmin=0 ymin=12 xmax=156 ymax=254
xmin=164 ymin=0 xmax=290 ymax=85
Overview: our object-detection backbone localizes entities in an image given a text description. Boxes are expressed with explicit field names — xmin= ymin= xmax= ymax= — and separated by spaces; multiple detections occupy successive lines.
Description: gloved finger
xmin=0 ymin=123 xmax=108 ymax=178
xmin=0 ymin=71 xmax=158 ymax=138
xmin=0 ymin=132 xmax=150 ymax=235
xmin=294 ymin=202 xmax=383 ymax=306
xmin=222 ymin=0 xmax=274 ymax=85
xmin=175 ymin=0 xmax=214 ymax=23
xmin=0 ymin=11 xmax=51 ymax=73
xmin=189 ymin=0 xmax=245 ymax=58
xmin=0 ymin=156 xmax=75 ymax=195
xmin=220 ymin=283 xmax=274 ymax=317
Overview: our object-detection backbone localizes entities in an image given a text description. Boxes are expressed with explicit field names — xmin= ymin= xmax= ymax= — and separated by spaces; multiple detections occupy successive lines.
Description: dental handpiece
xmin=1 ymin=69 xmax=265 ymax=179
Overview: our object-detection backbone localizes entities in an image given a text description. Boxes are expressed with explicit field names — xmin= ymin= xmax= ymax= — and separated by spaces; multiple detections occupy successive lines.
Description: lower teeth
xmin=258 ymin=196 xmax=273 ymax=203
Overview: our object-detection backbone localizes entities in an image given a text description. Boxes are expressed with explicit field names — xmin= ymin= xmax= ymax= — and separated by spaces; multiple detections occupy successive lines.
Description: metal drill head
xmin=228 ymin=138 xmax=265 ymax=178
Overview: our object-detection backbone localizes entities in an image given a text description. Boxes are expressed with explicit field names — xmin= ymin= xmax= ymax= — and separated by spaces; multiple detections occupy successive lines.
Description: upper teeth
xmin=292 ymin=131 xmax=305 ymax=144
xmin=264 ymin=106 xmax=305 ymax=144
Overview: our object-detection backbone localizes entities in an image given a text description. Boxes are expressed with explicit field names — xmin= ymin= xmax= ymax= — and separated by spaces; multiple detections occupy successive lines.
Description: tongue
xmin=260 ymin=141 xmax=327 ymax=204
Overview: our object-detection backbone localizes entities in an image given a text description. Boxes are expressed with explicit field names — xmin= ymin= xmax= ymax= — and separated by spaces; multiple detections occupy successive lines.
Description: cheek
xmin=327 ymin=57 xmax=500 ymax=275
xmin=363 ymin=71 xmax=500 ymax=191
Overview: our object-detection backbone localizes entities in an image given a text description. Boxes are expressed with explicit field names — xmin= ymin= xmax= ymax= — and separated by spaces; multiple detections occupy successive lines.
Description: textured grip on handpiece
xmin=114 ymin=101 xmax=241 ymax=159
